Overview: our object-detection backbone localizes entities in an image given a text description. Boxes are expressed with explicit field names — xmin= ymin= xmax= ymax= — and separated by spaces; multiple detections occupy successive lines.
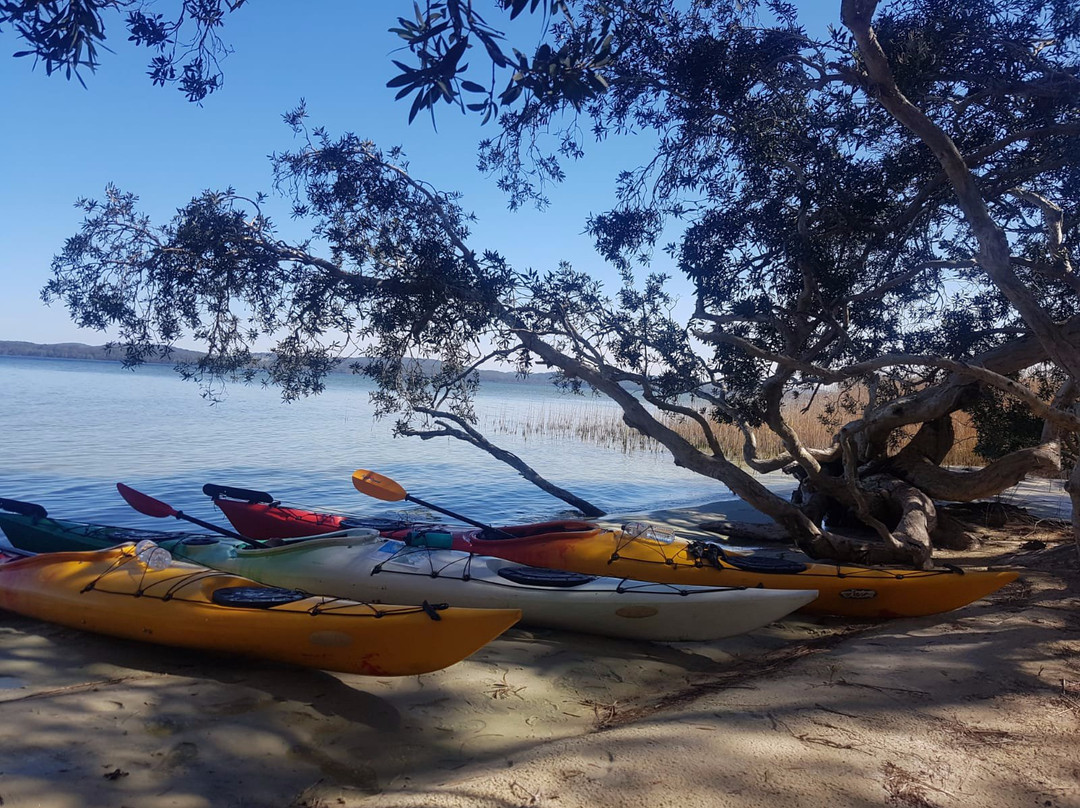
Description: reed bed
xmin=479 ymin=392 xmax=985 ymax=467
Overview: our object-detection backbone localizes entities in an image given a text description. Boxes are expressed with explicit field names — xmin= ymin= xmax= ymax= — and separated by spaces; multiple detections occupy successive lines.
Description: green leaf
xmin=499 ymin=84 xmax=522 ymax=105
xmin=407 ymin=89 xmax=427 ymax=123
xmin=509 ymin=0 xmax=529 ymax=21
xmin=386 ymin=72 xmax=418 ymax=89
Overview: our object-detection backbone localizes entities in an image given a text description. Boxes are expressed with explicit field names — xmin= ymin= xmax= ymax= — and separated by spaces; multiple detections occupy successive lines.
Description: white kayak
xmin=160 ymin=530 xmax=817 ymax=642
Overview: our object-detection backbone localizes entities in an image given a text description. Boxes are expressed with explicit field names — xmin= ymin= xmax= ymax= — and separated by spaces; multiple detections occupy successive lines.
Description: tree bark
xmin=889 ymin=443 xmax=1061 ymax=502
xmin=892 ymin=416 xmax=955 ymax=467
xmin=796 ymin=475 xmax=936 ymax=568
xmin=1068 ymin=460 xmax=1080 ymax=564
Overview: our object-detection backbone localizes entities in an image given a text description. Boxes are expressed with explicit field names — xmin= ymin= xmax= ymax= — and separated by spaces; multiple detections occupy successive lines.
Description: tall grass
xmin=480 ymin=391 xmax=985 ymax=467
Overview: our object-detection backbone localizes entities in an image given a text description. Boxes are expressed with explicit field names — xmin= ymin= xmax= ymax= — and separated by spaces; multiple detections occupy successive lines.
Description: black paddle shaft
xmin=404 ymin=494 xmax=514 ymax=538
xmin=171 ymin=508 xmax=263 ymax=548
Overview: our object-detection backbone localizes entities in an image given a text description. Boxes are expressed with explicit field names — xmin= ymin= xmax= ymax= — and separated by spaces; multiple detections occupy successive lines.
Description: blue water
xmin=0 ymin=355 xmax=734 ymax=530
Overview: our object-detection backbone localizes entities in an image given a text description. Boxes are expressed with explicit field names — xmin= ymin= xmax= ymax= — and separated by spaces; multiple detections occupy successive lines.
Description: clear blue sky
xmin=0 ymin=1 xmax=840 ymax=345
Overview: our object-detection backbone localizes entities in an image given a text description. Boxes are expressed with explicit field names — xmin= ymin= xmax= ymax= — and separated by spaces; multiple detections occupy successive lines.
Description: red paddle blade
xmin=116 ymin=483 xmax=179 ymax=519
xmin=352 ymin=469 xmax=408 ymax=502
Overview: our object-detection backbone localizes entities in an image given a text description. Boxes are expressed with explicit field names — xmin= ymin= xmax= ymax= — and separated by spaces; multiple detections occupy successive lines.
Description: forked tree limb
xmin=841 ymin=0 xmax=1080 ymax=382
xmin=403 ymin=406 xmax=607 ymax=517
xmin=889 ymin=442 xmax=1062 ymax=502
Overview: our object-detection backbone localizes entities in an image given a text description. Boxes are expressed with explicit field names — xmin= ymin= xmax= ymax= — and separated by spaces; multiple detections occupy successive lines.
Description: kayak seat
xmin=109 ymin=527 xmax=177 ymax=542
xmin=687 ymin=541 xmax=808 ymax=574
xmin=725 ymin=554 xmax=808 ymax=574
xmin=202 ymin=483 xmax=276 ymax=504
xmin=341 ymin=516 xmax=415 ymax=532
xmin=181 ymin=536 xmax=220 ymax=546
xmin=496 ymin=566 xmax=598 ymax=588
xmin=478 ymin=520 xmax=596 ymax=540
xmin=211 ymin=586 xmax=309 ymax=608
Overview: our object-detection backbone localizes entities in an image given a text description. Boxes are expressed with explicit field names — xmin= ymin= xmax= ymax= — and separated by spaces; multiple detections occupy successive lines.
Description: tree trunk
xmin=1068 ymin=460 xmax=1080 ymax=564
xmin=889 ymin=442 xmax=1061 ymax=501
xmin=786 ymin=473 xmax=937 ymax=568
xmin=841 ymin=0 xmax=1080 ymax=382
xmin=892 ymin=416 xmax=955 ymax=467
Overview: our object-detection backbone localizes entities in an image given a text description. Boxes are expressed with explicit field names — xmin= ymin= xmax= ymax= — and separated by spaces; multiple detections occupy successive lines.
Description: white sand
xmin=1 ymin=479 xmax=1077 ymax=808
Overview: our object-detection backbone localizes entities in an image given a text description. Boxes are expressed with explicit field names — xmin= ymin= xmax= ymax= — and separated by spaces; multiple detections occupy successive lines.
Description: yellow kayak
xmin=0 ymin=544 xmax=519 ymax=675
xmin=453 ymin=522 xmax=1018 ymax=618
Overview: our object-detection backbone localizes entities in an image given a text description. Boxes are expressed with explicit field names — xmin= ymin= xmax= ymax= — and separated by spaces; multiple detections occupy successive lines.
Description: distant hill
xmin=0 ymin=340 xmax=555 ymax=384
xmin=0 ymin=340 xmax=205 ymax=363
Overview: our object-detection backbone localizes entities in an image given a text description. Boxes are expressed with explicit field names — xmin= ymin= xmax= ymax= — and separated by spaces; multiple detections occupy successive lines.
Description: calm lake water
xmin=0 ymin=355 xmax=735 ymax=530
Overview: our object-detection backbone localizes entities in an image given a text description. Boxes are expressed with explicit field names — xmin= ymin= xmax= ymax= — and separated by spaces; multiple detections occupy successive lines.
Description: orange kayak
xmin=0 ymin=544 xmax=519 ymax=675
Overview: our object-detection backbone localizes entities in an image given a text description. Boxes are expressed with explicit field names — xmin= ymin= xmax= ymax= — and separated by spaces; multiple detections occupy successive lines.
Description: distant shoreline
xmin=0 ymin=340 xmax=554 ymax=383
xmin=0 ymin=340 xmax=204 ymax=365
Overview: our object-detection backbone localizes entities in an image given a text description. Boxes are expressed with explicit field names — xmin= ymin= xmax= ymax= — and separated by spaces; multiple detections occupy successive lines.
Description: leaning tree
xmin=42 ymin=0 xmax=1080 ymax=566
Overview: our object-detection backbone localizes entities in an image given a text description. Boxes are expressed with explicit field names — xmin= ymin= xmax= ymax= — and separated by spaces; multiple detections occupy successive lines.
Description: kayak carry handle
xmin=0 ymin=497 xmax=48 ymax=519
xmin=202 ymin=483 xmax=276 ymax=504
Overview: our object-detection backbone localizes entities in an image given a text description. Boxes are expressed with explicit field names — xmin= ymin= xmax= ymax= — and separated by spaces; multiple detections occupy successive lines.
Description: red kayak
xmin=204 ymin=482 xmax=597 ymax=545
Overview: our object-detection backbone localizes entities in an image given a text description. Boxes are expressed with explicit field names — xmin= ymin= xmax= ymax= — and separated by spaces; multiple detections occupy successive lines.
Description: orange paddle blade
xmin=352 ymin=469 xmax=408 ymax=502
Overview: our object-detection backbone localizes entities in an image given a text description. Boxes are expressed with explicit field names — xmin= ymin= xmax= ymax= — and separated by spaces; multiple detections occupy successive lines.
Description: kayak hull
xmin=0 ymin=514 xmax=205 ymax=553
xmin=0 ymin=544 xmax=519 ymax=675
xmin=209 ymin=498 xmax=1019 ymax=619
xmin=450 ymin=526 xmax=1020 ymax=619
xmin=177 ymin=534 xmax=817 ymax=641
xmin=0 ymin=513 xmax=817 ymax=641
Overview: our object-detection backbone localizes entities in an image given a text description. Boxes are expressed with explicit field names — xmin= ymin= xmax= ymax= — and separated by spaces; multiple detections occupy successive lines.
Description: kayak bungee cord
xmin=595 ymin=519 xmax=966 ymax=581
xmin=80 ymin=544 xmax=241 ymax=597
xmin=368 ymin=535 xmax=750 ymax=595
xmin=78 ymin=544 xmax=452 ymax=620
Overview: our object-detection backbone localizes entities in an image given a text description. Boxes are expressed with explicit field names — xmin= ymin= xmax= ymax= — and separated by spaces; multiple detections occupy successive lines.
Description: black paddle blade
xmin=0 ymin=497 xmax=48 ymax=519
xmin=203 ymin=483 xmax=276 ymax=504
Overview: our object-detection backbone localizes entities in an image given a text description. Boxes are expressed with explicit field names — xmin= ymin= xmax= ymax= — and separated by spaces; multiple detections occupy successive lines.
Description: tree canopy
xmin=36 ymin=0 xmax=1080 ymax=565
xmin=1 ymin=0 xmax=245 ymax=101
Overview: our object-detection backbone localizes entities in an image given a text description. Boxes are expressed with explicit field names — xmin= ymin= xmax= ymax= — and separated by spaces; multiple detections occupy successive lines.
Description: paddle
xmin=351 ymin=469 xmax=515 ymax=537
xmin=202 ymin=483 xmax=275 ymax=504
xmin=0 ymin=497 xmax=48 ymax=520
xmin=116 ymin=483 xmax=265 ymax=548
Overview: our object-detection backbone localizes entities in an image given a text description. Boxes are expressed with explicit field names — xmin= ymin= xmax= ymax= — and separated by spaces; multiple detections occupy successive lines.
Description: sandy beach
xmin=1 ymin=479 xmax=1078 ymax=808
